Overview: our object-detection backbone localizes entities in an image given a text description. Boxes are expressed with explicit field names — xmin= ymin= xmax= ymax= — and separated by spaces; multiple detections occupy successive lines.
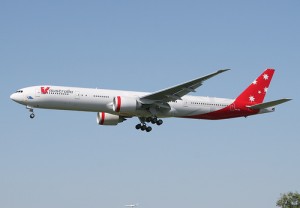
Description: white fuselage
xmin=10 ymin=85 xmax=234 ymax=118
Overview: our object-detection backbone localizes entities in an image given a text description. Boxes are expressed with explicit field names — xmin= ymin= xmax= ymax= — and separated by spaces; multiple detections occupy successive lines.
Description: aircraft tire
xmin=157 ymin=119 xmax=163 ymax=125
xmin=146 ymin=126 xmax=152 ymax=132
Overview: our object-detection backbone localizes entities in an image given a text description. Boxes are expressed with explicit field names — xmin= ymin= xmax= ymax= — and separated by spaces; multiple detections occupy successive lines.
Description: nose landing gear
xmin=30 ymin=113 xmax=35 ymax=119
xmin=27 ymin=106 xmax=35 ymax=119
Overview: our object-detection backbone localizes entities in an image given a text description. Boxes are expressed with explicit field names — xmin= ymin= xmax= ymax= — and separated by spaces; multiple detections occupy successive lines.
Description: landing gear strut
xmin=135 ymin=117 xmax=163 ymax=132
xmin=27 ymin=106 xmax=35 ymax=119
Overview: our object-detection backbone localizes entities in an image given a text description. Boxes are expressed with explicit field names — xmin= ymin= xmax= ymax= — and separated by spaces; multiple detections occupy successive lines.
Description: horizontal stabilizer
xmin=247 ymin=98 xmax=292 ymax=110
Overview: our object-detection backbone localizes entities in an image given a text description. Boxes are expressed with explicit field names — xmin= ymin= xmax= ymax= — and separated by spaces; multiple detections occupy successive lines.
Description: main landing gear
xmin=135 ymin=123 xmax=152 ymax=132
xmin=135 ymin=117 xmax=163 ymax=132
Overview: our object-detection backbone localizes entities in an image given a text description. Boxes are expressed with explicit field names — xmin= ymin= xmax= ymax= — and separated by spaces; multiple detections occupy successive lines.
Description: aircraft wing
xmin=247 ymin=98 xmax=292 ymax=110
xmin=139 ymin=69 xmax=230 ymax=104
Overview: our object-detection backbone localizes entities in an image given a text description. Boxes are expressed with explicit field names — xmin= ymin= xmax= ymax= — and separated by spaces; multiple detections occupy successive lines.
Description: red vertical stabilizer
xmin=234 ymin=69 xmax=275 ymax=105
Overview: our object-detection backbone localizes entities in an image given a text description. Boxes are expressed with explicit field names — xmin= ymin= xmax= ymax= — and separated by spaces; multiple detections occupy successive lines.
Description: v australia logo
xmin=41 ymin=87 xmax=50 ymax=94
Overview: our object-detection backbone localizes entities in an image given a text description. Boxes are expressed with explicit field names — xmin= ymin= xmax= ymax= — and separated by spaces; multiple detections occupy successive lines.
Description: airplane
xmin=10 ymin=68 xmax=291 ymax=132
xmin=125 ymin=204 xmax=138 ymax=208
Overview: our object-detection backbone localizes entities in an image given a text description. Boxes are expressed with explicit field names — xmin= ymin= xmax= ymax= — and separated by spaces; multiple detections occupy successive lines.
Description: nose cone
xmin=10 ymin=93 xmax=17 ymax=101
xmin=10 ymin=93 xmax=23 ymax=104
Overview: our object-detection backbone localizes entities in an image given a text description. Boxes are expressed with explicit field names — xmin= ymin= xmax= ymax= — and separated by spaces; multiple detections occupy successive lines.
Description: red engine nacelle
xmin=97 ymin=112 xmax=124 ymax=126
xmin=113 ymin=96 xmax=140 ymax=113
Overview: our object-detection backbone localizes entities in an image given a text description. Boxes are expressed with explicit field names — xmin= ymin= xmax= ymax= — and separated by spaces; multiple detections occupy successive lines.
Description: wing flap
xmin=247 ymin=98 xmax=292 ymax=110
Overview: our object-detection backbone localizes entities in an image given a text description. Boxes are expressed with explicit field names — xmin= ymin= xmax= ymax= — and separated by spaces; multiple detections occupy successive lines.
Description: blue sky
xmin=1 ymin=1 xmax=299 ymax=208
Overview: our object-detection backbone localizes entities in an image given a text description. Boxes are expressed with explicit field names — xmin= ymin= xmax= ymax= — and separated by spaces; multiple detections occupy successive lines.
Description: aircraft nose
xmin=10 ymin=93 xmax=23 ymax=103
xmin=10 ymin=93 xmax=17 ymax=101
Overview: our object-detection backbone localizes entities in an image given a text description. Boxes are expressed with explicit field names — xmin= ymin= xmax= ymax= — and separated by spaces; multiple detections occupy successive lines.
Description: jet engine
xmin=112 ymin=96 xmax=140 ymax=113
xmin=97 ymin=112 xmax=125 ymax=126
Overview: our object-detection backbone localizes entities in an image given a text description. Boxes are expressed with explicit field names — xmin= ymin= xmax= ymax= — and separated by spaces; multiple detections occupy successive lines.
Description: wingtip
xmin=218 ymin=69 xmax=231 ymax=73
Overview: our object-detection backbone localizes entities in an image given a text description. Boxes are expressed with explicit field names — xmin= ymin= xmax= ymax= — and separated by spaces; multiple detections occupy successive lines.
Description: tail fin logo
xmin=41 ymin=87 xmax=50 ymax=94
xmin=263 ymin=74 xmax=269 ymax=80
xmin=235 ymin=69 xmax=275 ymax=105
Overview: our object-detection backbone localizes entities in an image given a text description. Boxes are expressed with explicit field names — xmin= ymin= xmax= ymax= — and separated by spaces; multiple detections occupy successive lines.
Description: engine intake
xmin=97 ymin=112 xmax=124 ymax=126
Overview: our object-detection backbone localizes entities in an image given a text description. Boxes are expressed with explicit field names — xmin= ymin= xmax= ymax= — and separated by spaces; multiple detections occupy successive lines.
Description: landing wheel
xmin=151 ymin=117 xmax=157 ymax=124
xmin=30 ymin=113 xmax=35 ymax=119
xmin=146 ymin=126 xmax=152 ymax=132
xmin=156 ymin=119 xmax=163 ymax=126
xmin=141 ymin=125 xmax=146 ymax=131
xmin=137 ymin=117 xmax=154 ymax=132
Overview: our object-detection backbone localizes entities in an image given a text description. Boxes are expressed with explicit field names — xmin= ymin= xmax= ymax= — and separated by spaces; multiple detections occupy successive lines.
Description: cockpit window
xmin=16 ymin=90 xmax=23 ymax=93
